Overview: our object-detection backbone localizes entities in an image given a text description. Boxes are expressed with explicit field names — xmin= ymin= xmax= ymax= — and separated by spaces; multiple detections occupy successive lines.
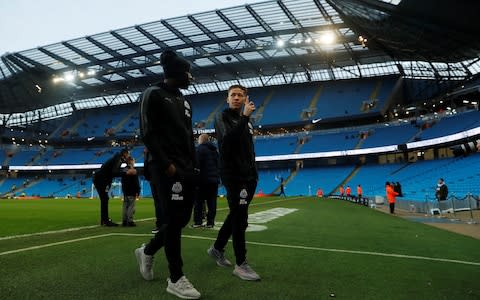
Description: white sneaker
xmin=233 ymin=261 xmax=261 ymax=281
xmin=135 ymin=244 xmax=154 ymax=281
xmin=207 ymin=245 xmax=232 ymax=267
xmin=166 ymin=276 xmax=201 ymax=299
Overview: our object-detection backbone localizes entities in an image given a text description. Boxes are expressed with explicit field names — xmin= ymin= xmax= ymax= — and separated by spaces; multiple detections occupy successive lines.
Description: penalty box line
xmin=1 ymin=232 xmax=479 ymax=267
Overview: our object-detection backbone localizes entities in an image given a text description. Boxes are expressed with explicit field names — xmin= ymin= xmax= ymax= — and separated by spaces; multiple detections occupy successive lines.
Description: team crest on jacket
xmin=172 ymin=182 xmax=183 ymax=193
xmin=239 ymin=188 xmax=248 ymax=199
xmin=172 ymin=182 xmax=183 ymax=201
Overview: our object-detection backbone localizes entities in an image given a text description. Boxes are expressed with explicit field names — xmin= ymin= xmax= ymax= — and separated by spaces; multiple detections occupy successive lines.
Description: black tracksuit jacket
xmin=214 ymin=108 xmax=258 ymax=183
xmin=93 ymin=152 xmax=123 ymax=186
xmin=140 ymin=82 xmax=195 ymax=178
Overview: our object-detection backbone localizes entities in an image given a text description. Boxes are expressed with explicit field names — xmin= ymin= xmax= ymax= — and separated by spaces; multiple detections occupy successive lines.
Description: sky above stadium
xmin=0 ymin=0 xmax=265 ymax=55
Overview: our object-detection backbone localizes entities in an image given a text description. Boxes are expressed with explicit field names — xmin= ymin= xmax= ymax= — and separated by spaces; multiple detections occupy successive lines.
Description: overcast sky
xmin=0 ymin=0 xmax=266 ymax=55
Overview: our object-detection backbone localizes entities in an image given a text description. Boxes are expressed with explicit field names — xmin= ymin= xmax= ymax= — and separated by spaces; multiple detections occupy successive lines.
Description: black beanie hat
xmin=160 ymin=50 xmax=191 ymax=79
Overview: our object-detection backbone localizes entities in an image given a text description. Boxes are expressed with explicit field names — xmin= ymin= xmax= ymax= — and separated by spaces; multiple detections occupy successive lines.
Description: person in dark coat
xmin=134 ymin=50 xmax=200 ymax=299
xmin=192 ymin=134 xmax=220 ymax=228
xmin=435 ymin=178 xmax=448 ymax=201
xmin=93 ymin=149 xmax=130 ymax=226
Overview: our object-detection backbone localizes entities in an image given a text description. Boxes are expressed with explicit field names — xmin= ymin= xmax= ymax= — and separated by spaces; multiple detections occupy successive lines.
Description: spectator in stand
xmin=386 ymin=182 xmax=399 ymax=214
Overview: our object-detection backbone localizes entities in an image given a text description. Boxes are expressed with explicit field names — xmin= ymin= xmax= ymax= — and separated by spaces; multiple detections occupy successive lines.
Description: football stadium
xmin=1 ymin=0 xmax=480 ymax=299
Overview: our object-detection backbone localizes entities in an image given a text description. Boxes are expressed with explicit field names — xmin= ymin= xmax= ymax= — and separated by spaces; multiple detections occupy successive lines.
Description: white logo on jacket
xmin=184 ymin=100 xmax=191 ymax=118
xmin=171 ymin=182 xmax=184 ymax=201
xmin=248 ymin=122 xmax=253 ymax=135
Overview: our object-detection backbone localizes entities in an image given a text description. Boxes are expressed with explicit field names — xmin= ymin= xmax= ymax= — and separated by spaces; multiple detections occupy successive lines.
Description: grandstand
xmin=0 ymin=0 xmax=479 ymax=205
xmin=1 ymin=1 xmax=480 ymax=299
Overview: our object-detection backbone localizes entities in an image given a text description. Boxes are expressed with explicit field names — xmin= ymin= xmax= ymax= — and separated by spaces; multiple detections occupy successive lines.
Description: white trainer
xmin=207 ymin=245 xmax=232 ymax=267
xmin=135 ymin=244 xmax=154 ymax=281
xmin=233 ymin=261 xmax=261 ymax=281
xmin=166 ymin=276 xmax=201 ymax=299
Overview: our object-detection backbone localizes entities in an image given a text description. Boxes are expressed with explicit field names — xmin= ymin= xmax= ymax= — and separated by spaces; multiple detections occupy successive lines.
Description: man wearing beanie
xmin=135 ymin=50 xmax=200 ymax=299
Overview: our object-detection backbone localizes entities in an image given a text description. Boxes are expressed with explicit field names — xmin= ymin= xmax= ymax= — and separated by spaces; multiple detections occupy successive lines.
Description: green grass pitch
xmin=1 ymin=196 xmax=479 ymax=299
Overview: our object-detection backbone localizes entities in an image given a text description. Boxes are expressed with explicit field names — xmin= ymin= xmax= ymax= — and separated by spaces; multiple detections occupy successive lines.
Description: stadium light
xmin=276 ymin=39 xmax=285 ymax=47
xmin=320 ymin=32 xmax=335 ymax=44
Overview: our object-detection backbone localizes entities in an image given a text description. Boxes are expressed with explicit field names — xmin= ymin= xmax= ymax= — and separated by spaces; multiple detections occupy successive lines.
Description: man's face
xmin=121 ymin=152 xmax=130 ymax=162
xmin=227 ymin=88 xmax=246 ymax=110
xmin=176 ymin=72 xmax=193 ymax=89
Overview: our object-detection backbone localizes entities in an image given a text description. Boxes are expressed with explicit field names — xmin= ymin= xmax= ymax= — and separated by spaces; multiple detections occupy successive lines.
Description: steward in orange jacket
xmin=339 ymin=186 xmax=344 ymax=196
xmin=357 ymin=185 xmax=363 ymax=204
xmin=386 ymin=182 xmax=399 ymax=214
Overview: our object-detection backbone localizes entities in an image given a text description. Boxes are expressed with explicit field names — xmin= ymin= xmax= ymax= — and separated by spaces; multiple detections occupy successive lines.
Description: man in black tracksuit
xmin=207 ymin=84 xmax=261 ymax=281
xmin=134 ymin=50 xmax=200 ymax=299
xmin=93 ymin=149 xmax=130 ymax=226
xmin=192 ymin=134 xmax=220 ymax=228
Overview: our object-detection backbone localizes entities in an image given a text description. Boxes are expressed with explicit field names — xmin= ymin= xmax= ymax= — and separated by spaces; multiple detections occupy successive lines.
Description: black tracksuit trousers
xmin=193 ymin=183 xmax=218 ymax=226
xmin=93 ymin=181 xmax=111 ymax=223
xmin=214 ymin=179 xmax=257 ymax=266
xmin=143 ymin=162 xmax=194 ymax=282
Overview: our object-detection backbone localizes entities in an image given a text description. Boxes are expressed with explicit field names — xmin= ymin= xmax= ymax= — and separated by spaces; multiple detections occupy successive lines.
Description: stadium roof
xmin=1 ymin=0 xmax=479 ymax=121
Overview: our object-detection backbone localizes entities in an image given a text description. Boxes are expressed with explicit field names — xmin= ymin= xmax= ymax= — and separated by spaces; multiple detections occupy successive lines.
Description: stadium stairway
xmin=354 ymin=137 xmax=365 ymax=149
xmin=329 ymin=164 xmax=362 ymax=195
xmin=252 ymin=90 xmax=274 ymax=125
xmin=49 ymin=117 xmax=71 ymax=139
xmin=64 ymin=115 xmax=87 ymax=138
xmin=113 ymin=106 xmax=139 ymax=134
xmin=301 ymin=86 xmax=323 ymax=120
xmin=272 ymin=166 xmax=299 ymax=194
xmin=204 ymin=98 xmax=228 ymax=128
xmin=407 ymin=126 xmax=424 ymax=143
xmin=293 ymin=137 xmax=305 ymax=154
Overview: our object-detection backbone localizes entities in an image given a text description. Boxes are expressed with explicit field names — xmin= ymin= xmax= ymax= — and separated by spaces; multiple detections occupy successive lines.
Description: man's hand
xmin=242 ymin=97 xmax=256 ymax=117
xmin=165 ymin=163 xmax=176 ymax=177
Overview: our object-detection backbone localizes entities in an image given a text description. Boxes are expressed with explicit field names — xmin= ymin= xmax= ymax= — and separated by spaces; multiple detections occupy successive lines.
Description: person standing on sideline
xmin=93 ymin=148 xmax=130 ymax=226
xmin=435 ymin=178 xmax=448 ymax=201
xmin=278 ymin=176 xmax=286 ymax=198
xmin=346 ymin=185 xmax=351 ymax=199
xmin=357 ymin=184 xmax=363 ymax=204
xmin=386 ymin=182 xmax=399 ymax=214
xmin=192 ymin=134 xmax=220 ymax=228
xmin=135 ymin=50 xmax=200 ymax=299
xmin=207 ymin=84 xmax=261 ymax=281
xmin=121 ymin=157 xmax=140 ymax=227
xmin=339 ymin=185 xmax=345 ymax=198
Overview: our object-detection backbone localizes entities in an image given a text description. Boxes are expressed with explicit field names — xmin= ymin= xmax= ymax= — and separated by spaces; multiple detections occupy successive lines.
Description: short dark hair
xmin=120 ymin=148 xmax=129 ymax=155
xmin=227 ymin=84 xmax=247 ymax=95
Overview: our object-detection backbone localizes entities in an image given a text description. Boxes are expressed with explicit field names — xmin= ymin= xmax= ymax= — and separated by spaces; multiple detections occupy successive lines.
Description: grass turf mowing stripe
xmin=2 ymin=232 xmax=479 ymax=267
xmin=0 ymin=196 xmax=304 ymax=241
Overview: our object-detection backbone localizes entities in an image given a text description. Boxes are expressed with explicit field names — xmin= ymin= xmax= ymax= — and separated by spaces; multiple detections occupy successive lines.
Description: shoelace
xmin=177 ymin=277 xmax=193 ymax=289
xmin=145 ymin=255 xmax=154 ymax=269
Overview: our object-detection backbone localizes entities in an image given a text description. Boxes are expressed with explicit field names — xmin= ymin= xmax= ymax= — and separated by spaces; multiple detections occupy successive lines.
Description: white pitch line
xmin=0 ymin=196 xmax=304 ymax=241
xmin=1 ymin=232 xmax=479 ymax=267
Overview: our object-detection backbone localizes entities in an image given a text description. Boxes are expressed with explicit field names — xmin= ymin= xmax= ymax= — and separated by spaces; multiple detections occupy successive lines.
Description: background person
xmin=121 ymin=157 xmax=140 ymax=227
xmin=386 ymin=182 xmax=399 ymax=214
xmin=435 ymin=178 xmax=448 ymax=201
xmin=192 ymin=134 xmax=220 ymax=228
xmin=93 ymin=148 xmax=130 ymax=226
